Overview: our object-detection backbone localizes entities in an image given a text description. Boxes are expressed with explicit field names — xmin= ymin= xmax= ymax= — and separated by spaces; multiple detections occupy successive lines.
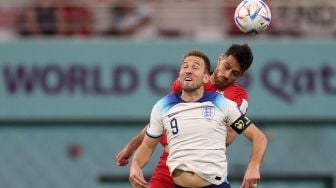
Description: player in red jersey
xmin=116 ymin=44 xmax=253 ymax=188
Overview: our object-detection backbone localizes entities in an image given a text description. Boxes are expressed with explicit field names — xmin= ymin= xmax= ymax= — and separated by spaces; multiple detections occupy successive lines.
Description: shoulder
xmin=227 ymin=83 xmax=248 ymax=97
xmin=155 ymin=92 xmax=179 ymax=106
xmin=223 ymin=83 xmax=248 ymax=106
xmin=202 ymin=92 xmax=237 ymax=110
xmin=153 ymin=92 xmax=182 ymax=114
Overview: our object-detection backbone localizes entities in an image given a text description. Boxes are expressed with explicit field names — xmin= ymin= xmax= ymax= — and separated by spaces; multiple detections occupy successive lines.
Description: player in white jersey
xmin=148 ymin=91 xmax=247 ymax=186
xmin=130 ymin=50 xmax=267 ymax=188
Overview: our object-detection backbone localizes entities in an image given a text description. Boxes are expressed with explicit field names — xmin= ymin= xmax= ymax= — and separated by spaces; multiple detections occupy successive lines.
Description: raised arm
xmin=226 ymin=89 xmax=249 ymax=147
xmin=115 ymin=123 xmax=148 ymax=166
xmin=241 ymin=123 xmax=268 ymax=188
xmin=129 ymin=134 xmax=159 ymax=188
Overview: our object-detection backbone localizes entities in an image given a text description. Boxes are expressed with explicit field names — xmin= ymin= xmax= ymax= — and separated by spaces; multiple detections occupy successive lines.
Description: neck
xmin=181 ymin=88 xmax=204 ymax=102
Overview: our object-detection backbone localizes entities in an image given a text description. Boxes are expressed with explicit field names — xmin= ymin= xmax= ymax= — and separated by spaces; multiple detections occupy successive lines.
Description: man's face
xmin=178 ymin=56 xmax=208 ymax=92
xmin=213 ymin=55 xmax=243 ymax=89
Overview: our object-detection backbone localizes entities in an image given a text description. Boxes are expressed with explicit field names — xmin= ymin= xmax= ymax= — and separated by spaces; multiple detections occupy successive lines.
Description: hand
xmin=129 ymin=164 xmax=147 ymax=188
xmin=115 ymin=147 xmax=133 ymax=166
xmin=240 ymin=164 xmax=260 ymax=188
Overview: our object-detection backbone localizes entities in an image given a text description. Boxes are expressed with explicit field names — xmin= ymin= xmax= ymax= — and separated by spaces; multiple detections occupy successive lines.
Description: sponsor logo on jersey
xmin=168 ymin=112 xmax=178 ymax=118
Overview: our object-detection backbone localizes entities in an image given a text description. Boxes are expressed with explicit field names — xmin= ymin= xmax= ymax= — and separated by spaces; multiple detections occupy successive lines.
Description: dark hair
xmin=225 ymin=44 xmax=253 ymax=72
xmin=183 ymin=50 xmax=211 ymax=74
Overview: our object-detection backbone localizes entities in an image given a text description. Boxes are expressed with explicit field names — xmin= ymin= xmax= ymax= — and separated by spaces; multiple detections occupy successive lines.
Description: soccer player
xmin=129 ymin=50 xmax=267 ymax=188
xmin=116 ymin=44 xmax=254 ymax=187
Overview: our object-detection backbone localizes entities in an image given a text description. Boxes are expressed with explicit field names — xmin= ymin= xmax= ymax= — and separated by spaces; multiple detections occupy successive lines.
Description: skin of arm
xmin=226 ymin=126 xmax=237 ymax=146
xmin=129 ymin=134 xmax=159 ymax=188
xmin=115 ymin=124 xmax=148 ymax=166
xmin=240 ymin=123 xmax=268 ymax=188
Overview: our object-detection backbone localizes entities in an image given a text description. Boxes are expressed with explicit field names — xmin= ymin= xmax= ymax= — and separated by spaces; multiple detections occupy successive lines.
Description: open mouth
xmin=184 ymin=77 xmax=192 ymax=81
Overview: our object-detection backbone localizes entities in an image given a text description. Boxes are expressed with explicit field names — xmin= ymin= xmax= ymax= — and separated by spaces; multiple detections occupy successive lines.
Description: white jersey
xmin=147 ymin=92 xmax=244 ymax=185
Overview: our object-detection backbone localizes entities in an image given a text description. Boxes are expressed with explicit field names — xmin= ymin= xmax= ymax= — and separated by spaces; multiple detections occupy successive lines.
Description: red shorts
xmin=148 ymin=150 xmax=174 ymax=188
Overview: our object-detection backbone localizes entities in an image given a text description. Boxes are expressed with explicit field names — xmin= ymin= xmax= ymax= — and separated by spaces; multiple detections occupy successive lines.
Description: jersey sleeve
xmin=171 ymin=79 xmax=182 ymax=93
xmin=214 ymin=94 xmax=251 ymax=134
xmin=227 ymin=84 xmax=249 ymax=114
xmin=147 ymin=103 xmax=164 ymax=138
xmin=225 ymin=100 xmax=243 ymax=125
xmin=226 ymin=101 xmax=252 ymax=134
xmin=239 ymin=98 xmax=248 ymax=114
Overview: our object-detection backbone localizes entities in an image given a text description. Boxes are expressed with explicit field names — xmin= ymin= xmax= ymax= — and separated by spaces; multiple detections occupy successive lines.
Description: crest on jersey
xmin=202 ymin=106 xmax=215 ymax=119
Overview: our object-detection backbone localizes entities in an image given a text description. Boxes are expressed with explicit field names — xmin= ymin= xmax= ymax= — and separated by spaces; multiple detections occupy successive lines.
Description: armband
xmin=230 ymin=115 xmax=252 ymax=134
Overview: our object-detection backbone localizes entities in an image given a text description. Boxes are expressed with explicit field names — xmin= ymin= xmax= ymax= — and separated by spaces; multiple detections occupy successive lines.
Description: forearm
xmin=248 ymin=129 xmax=268 ymax=168
xmin=132 ymin=135 xmax=158 ymax=168
xmin=240 ymin=126 xmax=268 ymax=187
xmin=132 ymin=145 xmax=153 ymax=168
xmin=129 ymin=134 xmax=157 ymax=188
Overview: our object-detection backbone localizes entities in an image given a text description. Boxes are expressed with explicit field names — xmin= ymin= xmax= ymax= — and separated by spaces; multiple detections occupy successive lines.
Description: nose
xmin=185 ymin=66 xmax=193 ymax=74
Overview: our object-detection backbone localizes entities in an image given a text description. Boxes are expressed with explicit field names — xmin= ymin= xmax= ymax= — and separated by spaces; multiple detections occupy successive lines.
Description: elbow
xmin=253 ymin=129 xmax=268 ymax=148
xmin=259 ymin=131 xmax=268 ymax=149
xmin=259 ymin=129 xmax=268 ymax=142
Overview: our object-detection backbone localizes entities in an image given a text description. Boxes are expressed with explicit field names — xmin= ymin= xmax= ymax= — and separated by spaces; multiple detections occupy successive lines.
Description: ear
xmin=203 ymin=73 xmax=210 ymax=84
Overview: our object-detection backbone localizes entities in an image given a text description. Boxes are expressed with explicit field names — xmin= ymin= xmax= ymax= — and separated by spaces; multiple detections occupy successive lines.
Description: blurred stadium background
xmin=0 ymin=0 xmax=336 ymax=187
